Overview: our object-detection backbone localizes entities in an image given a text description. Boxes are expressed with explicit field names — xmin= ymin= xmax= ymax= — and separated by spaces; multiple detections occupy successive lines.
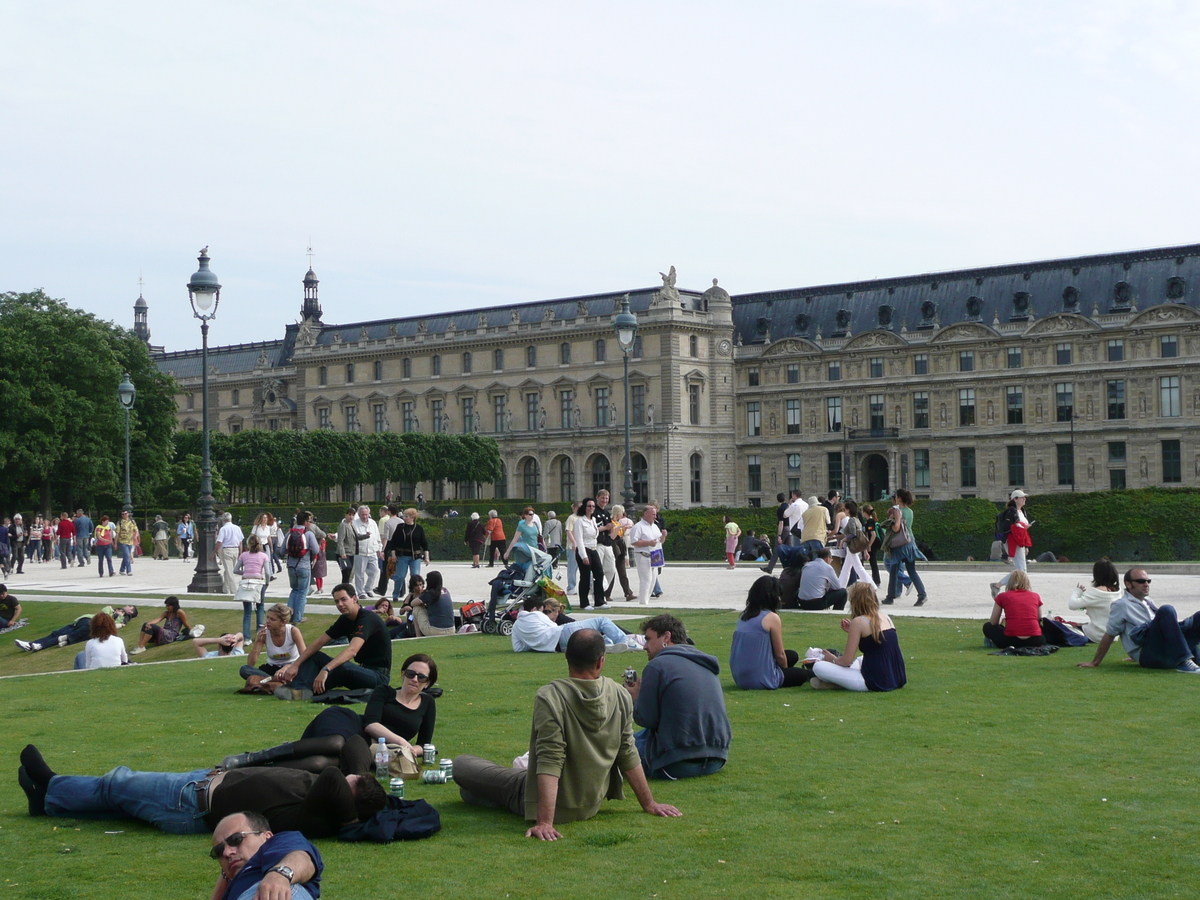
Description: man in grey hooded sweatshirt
xmin=628 ymin=614 xmax=730 ymax=779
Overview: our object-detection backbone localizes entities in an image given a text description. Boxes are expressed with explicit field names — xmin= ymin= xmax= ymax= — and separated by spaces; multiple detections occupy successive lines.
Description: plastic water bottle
xmin=374 ymin=737 xmax=390 ymax=784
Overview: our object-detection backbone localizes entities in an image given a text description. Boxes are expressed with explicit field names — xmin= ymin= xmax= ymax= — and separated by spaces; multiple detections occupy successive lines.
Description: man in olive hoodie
xmin=454 ymin=630 xmax=682 ymax=840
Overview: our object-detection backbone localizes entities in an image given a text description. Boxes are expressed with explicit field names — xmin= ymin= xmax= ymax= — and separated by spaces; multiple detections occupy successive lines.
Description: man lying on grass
xmin=17 ymin=737 xmax=384 ymax=839
xmin=454 ymin=629 xmax=682 ymax=840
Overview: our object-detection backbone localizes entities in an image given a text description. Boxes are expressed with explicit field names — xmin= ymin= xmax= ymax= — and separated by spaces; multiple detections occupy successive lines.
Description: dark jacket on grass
xmin=633 ymin=644 xmax=731 ymax=772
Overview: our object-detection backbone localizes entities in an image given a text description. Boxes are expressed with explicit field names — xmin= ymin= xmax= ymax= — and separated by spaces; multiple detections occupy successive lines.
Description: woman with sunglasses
xmin=362 ymin=653 xmax=438 ymax=759
xmin=573 ymin=497 xmax=607 ymax=610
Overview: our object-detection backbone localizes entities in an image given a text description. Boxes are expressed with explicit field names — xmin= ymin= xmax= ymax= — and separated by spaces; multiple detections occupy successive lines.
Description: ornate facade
xmin=151 ymin=242 xmax=1200 ymax=506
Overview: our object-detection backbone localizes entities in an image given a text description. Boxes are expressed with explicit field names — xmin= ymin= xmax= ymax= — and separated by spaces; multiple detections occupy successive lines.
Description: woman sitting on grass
xmin=297 ymin=652 xmax=439 ymax=760
xmin=372 ymin=597 xmax=410 ymax=639
xmin=411 ymin=570 xmax=455 ymax=637
xmin=810 ymin=581 xmax=907 ymax=691
xmin=729 ymin=575 xmax=813 ymax=689
xmin=131 ymin=596 xmax=198 ymax=655
xmin=239 ymin=604 xmax=305 ymax=690
xmin=982 ymin=570 xmax=1044 ymax=649
xmin=1067 ymin=558 xmax=1120 ymax=643
xmin=74 ymin=612 xmax=128 ymax=669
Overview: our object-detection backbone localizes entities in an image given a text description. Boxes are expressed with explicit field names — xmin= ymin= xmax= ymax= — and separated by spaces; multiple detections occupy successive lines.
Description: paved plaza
xmin=6 ymin=554 xmax=1200 ymax=626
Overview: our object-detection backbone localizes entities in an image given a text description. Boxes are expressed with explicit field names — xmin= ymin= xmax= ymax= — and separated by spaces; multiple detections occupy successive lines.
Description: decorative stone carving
xmin=447 ymin=320 xmax=457 ymax=333
xmin=510 ymin=309 xmax=520 ymax=324
xmin=851 ymin=408 xmax=859 ymax=428
xmin=941 ymin=462 xmax=948 ymax=485
xmin=479 ymin=313 xmax=488 ymax=329
xmin=609 ymin=403 xmax=618 ymax=426
xmin=988 ymin=460 xmax=995 ymax=482
xmin=543 ymin=307 xmax=555 ymax=321
xmin=929 ymin=322 xmax=998 ymax=343
xmin=331 ymin=331 xmax=342 ymax=344
xmin=388 ymin=323 xmax=398 ymax=337
xmin=576 ymin=301 xmax=588 ymax=318
xmin=841 ymin=330 xmax=906 ymax=351
xmin=939 ymin=404 xmax=947 ymax=427
xmin=657 ymin=266 xmax=680 ymax=304
xmin=759 ymin=337 xmax=819 ymax=357
xmin=416 ymin=321 xmax=427 ymax=334
xmin=646 ymin=404 xmax=654 ymax=427
xmin=296 ymin=317 xmax=319 ymax=347
xmin=573 ymin=406 xmax=582 ymax=428
xmin=1140 ymin=457 xmax=1149 ymax=479
xmin=1037 ymin=460 xmax=1045 ymax=482
xmin=1087 ymin=458 xmax=1095 ymax=480
xmin=1023 ymin=314 xmax=1098 ymax=336
xmin=538 ymin=407 xmax=547 ymax=429
xmin=359 ymin=326 xmax=370 ymax=342
xmin=1128 ymin=304 xmax=1200 ymax=326
xmin=256 ymin=349 xmax=270 ymax=368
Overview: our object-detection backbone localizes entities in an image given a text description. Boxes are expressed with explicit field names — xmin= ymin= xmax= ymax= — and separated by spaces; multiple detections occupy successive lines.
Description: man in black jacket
xmin=626 ymin=614 xmax=730 ymax=779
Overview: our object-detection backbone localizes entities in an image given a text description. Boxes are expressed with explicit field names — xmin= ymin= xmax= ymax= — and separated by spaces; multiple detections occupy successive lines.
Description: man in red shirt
xmin=55 ymin=513 xmax=75 ymax=570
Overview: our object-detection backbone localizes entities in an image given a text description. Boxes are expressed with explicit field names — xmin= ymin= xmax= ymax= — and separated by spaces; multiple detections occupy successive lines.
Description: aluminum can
xmin=388 ymin=777 xmax=405 ymax=798
xmin=423 ymin=744 xmax=437 ymax=766
xmin=421 ymin=769 xmax=448 ymax=784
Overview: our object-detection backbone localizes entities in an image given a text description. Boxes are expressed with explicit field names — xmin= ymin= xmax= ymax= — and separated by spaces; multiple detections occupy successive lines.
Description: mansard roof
xmin=156 ymin=340 xmax=286 ymax=380
xmin=730 ymin=242 xmax=1200 ymax=346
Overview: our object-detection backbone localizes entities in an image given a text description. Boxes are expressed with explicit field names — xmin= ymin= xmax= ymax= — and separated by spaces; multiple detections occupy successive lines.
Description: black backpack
xmin=286 ymin=527 xmax=309 ymax=559
xmin=994 ymin=510 xmax=1011 ymax=542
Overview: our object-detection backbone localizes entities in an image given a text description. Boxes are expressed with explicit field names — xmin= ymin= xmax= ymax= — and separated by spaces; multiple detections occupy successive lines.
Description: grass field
xmin=0 ymin=602 xmax=1193 ymax=899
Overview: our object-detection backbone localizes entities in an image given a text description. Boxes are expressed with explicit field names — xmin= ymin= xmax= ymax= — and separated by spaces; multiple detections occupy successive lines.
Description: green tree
xmin=0 ymin=290 xmax=178 ymax=513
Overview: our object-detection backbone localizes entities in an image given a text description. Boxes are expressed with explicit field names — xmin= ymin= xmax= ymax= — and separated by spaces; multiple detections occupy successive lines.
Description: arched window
xmin=431 ymin=355 xmax=441 ymax=376
xmin=402 ymin=358 xmax=411 ymax=379
xmin=345 ymin=363 xmax=355 ymax=384
xmin=373 ymin=360 xmax=382 ymax=381
xmin=631 ymin=453 xmax=649 ymax=504
xmin=494 ymin=348 xmax=504 ymax=371
xmin=689 ymin=335 xmax=698 ymax=357
xmin=494 ymin=460 xmax=508 ymax=500
xmin=590 ymin=454 xmax=611 ymax=496
xmin=522 ymin=458 xmax=541 ymax=501
xmin=690 ymin=453 xmax=702 ymax=503
xmin=560 ymin=342 xmax=571 ymax=365
xmin=526 ymin=346 xmax=537 ymax=368
xmin=595 ymin=339 xmax=607 ymax=362
xmin=558 ymin=456 xmax=575 ymax=502
xmin=318 ymin=366 xmax=327 ymax=386
xmin=462 ymin=351 xmax=472 ymax=374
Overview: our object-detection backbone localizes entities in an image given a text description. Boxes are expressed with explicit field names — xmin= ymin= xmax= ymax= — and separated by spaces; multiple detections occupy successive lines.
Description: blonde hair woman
xmin=810 ymin=582 xmax=907 ymax=692
xmin=983 ymin=569 xmax=1044 ymax=649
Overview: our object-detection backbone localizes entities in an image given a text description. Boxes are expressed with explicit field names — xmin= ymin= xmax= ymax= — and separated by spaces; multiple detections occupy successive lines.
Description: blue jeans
xmin=96 ymin=545 xmax=114 ymax=576
xmin=76 ymin=539 xmax=91 ymax=564
xmin=391 ymin=556 xmax=422 ymax=598
xmin=1132 ymin=605 xmax=1200 ymax=669
xmin=801 ymin=539 xmax=825 ymax=558
xmin=295 ymin=651 xmax=390 ymax=692
xmin=634 ymin=730 xmax=726 ymax=779
xmin=44 ymin=766 xmax=211 ymax=834
xmin=242 ymin=593 xmax=266 ymax=638
xmin=886 ymin=558 xmax=925 ymax=602
xmin=118 ymin=544 xmax=133 ymax=574
xmin=288 ymin=566 xmax=312 ymax=623
xmin=558 ymin=617 xmax=628 ymax=649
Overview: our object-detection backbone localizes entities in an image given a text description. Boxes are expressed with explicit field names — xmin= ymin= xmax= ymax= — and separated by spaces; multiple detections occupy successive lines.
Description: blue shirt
xmin=225 ymin=831 xmax=322 ymax=900
xmin=75 ymin=516 xmax=93 ymax=539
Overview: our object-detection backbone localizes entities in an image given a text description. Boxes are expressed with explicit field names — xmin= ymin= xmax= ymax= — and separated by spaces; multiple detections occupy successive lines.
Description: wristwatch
xmin=266 ymin=865 xmax=295 ymax=883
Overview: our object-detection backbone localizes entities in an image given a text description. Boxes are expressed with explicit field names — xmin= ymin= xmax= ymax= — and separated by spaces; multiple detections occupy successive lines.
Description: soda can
xmin=388 ymin=777 xmax=405 ymax=799
xmin=421 ymin=770 xmax=448 ymax=784
xmin=439 ymin=758 xmax=453 ymax=780
xmin=423 ymin=744 xmax=437 ymax=766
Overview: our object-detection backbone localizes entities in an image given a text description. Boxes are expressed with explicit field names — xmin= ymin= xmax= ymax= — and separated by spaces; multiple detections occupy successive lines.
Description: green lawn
xmin=0 ymin=604 xmax=1192 ymax=899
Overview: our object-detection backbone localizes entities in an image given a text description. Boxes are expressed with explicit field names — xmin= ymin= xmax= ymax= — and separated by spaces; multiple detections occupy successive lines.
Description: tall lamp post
xmin=614 ymin=294 xmax=639 ymax=509
xmin=186 ymin=247 xmax=225 ymax=594
xmin=117 ymin=373 xmax=137 ymax=514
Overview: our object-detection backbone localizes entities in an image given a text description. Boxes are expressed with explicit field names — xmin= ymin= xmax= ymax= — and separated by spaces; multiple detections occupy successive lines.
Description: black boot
xmin=220 ymin=741 xmax=296 ymax=771
xmin=18 ymin=767 xmax=47 ymax=816
xmin=20 ymin=744 xmax=56 ymax=786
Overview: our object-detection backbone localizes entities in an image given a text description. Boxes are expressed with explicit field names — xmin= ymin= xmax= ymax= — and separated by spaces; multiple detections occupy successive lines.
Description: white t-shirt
xmin=84 ymin=636 xmax=128 ymax=668
xmin=786 ymin=498 xmax=810 ymax=532
xmin=216 ymin=523 xmax=245 ymax=549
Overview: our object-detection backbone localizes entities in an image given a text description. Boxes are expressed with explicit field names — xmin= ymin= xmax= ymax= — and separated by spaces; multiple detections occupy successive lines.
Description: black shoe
xmin=18 ymin=767 xmax=47 ymax=816
xmin=759 ymin=566 xmax=773 ymax=574
xmin=20 ymin=744 xmax=56 ymax=786
xmin=881 ymin=598 xmax=894 ymax=605
xmin=914 ymin=597 xmax=927 ymax=607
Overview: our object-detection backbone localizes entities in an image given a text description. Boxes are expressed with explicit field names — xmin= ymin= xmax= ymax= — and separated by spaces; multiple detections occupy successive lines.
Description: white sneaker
xmin=191 ymin=624 xmax=206 ymax=638
xmin=607 ymin=642 xmax=630 ymax=653
xmin=58 ymin=635 xmax=69 ymax=647
xmin=130 ymin=646 xmax=146 ymax=655
xmin=14 ymin=640 xmax=33 ymax=652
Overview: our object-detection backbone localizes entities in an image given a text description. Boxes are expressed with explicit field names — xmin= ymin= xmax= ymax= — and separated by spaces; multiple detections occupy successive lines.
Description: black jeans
xmin=296 ymin=652 xmax=390 ymax=692
xmin=797 ymin=589 xmax=848 ymax=611
xmin=982 ymin=623 xmax=1045 ymax=649
xmin=577 ymin=548 xmax=605 ymax=609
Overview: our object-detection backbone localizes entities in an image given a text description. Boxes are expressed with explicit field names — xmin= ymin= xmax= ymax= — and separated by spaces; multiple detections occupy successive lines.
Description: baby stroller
xmin=481 ymin=547 xmax=566 ymax=636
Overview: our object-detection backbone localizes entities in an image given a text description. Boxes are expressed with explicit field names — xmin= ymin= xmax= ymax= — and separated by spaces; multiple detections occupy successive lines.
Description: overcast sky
xmin=3 ymin=1 xmax=1198 ymax=352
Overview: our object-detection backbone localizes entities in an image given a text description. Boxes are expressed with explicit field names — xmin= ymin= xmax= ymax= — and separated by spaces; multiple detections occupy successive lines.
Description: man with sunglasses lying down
xmin=210 ymin=811 xmax=322 ymax=900
xmin=1077 ymin=567 xmax=1200 ymax=674
xmin=17 ymin=738 xmax=386 ymax=839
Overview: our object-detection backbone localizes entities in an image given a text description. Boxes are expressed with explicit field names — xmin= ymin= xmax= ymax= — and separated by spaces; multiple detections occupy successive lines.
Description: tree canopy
xmin=0 ymin=290 xmax=178 ymax=512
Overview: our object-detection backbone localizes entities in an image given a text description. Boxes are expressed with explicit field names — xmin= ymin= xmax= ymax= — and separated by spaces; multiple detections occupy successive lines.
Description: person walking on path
xmin=176 ymin=513 xmax=194 ymax=561
xmin=115 ymin=511 xmax=138 ymax=576
xmin=882 ymin=489 xmax=927 ymax=607
xmin=150 ymin=515 xmax=171 ymax=560
xmin=484 ymin=510 xmax=506 ymax=567
xmin=722 ymin=516 xmax=741 ymax=569
xmin=991 ymin=490 xmax=1032 ymax=598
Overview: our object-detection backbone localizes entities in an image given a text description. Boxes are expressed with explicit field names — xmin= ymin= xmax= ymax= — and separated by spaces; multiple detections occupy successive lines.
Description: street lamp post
xmin=186 ymin=248 xmax=225 ymax=594
xmin=117 ymin=373 xmax=137 ymax=514
xmin=614 ymin=294 xmax=639 ymax=510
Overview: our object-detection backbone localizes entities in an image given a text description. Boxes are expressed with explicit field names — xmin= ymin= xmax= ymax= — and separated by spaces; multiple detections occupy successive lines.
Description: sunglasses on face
xmin=210 ymin=831 xmax=263 ymax=859
xmin=402 ymin=668 xmax=431 ymax=683
xmin=1131 ymin=578 xmax=1152 ymax=584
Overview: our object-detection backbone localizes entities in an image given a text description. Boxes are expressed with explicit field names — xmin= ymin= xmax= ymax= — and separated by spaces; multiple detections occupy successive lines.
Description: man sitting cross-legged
xmin=454 ymin=630 xmax=682 ymax=840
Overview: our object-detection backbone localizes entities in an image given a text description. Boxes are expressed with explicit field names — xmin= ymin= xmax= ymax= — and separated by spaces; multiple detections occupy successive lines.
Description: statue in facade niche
xmin=510 ymin=309 xmax=520 ymax=324
xmin=610 ymin=402 xmax=618 ymax=426
xmin=1088 ymin=459 xmax=1095 ymax=480
xmin=256 ymin=349 xmax=270 ymax=368
xmin=538 ymin=407 xmax=547 ymax=429
xmin=646 ymin=404 xmax=654 ymax=427
xmin=573 ymin=406 xmax=583 ymax=429
xmin=505 ymin=409 xmax=513 ymax=431
xmin=988 ymin=460 xmax=995 ymax=482
xmin=473 ymin=411 xmax=481 ymax=432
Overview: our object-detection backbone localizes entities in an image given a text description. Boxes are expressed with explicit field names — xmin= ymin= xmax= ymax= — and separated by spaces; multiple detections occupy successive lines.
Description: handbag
xmin=649 ymin=548 xmax=665 ymax=567
xmin=881 ymin=517 xmax=912 ymax=551
xmin=386 ymin=743 xmax=422 ymax=778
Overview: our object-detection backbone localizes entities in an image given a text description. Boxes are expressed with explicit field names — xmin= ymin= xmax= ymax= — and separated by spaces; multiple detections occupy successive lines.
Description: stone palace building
xmin=148 ymin=241 xmax=1200 ymax=508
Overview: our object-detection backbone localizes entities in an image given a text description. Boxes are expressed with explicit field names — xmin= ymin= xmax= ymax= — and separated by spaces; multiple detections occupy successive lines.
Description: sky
xmin=3 ymin=0 xmax=1199 ymax=352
